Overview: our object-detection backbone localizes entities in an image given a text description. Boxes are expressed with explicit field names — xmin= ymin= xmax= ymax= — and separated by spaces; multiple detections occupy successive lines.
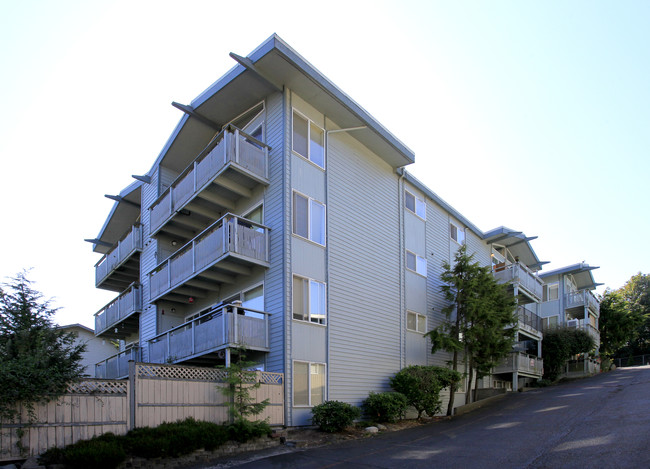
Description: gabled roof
xmin=539 ymin=263 xmax=601 ymax=290
xmin=150 ymin=34 xmax=415 ymax=175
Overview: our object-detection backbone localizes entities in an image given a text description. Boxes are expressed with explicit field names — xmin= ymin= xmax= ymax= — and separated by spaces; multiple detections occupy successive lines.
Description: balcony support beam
xmin=200 ymin=270 xmax=235 ymax=284
xmin=229 ymin=53 xmax=283 ymax=93
xmin=185 ymin=201 xmax=221 ymax=220
xmin=172 ymin=102 xmax=222 ymax=130
xmin=212 ymin=177 xmax=251 ymax=198
xmin=217 ymin=261 xmax=251 ymax=276
xmin=159 ymin=224 xmax=195 ymax=240
xmin=197 ymin=189 xmax=236 ymax=210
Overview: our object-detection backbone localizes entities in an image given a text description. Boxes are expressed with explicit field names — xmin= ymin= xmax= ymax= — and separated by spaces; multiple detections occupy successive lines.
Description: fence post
xmin=129 ymin=360 xmax=136 ymax=430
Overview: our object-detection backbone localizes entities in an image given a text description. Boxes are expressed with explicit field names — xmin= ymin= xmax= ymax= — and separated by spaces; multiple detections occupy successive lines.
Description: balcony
xmin=148 ymin=304 xmax=270 ymax=365
xmin=494 ymin=352 xmax=543 ymax=378
xmin=149 ymin=126 xmax=269 ymax=238
xmin=95 ymin=346 xmax=141 ymax=379
xmin=565 ymin=290 xmax=600 ymax=314
xmin=149 ymin=214 xmax=269 ymax=303
xmin=568 ymin=320 xmax=600 ymax=350
xmin=95 ymin=283 xmax=142 ymax=340
xmin=493 ymin=262 xmax=544 ymax=303
xmin=516 ymin=306 xmax=543 ymax=336
xmin=95 ymin=224 xmax=143 ymax=292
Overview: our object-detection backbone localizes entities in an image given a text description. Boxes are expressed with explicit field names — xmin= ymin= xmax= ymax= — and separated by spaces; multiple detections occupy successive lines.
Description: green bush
xmin=363 ymin=392 xmax=408 ymax=423
xmin=390 ymin=365 xmax=462 ymax=419
xmin=40 ymin=418 xmax=257 ymax=468
xmin=311 ymin=400 xmax=361 ymax=433
xmin=227 ymin=419 xmax=272 ymax=443
xmin=39 ymin=434 xmax=127 ymax=469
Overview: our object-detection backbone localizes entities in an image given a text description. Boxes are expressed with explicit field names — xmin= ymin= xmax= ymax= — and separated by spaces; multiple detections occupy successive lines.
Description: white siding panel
xmin=291 ymin=238 xmax=326 ymax=281
xmin=291 ymin=322 xmax=327 ymax=363
xmin=327 ymin=133 xmax=402 ymax=404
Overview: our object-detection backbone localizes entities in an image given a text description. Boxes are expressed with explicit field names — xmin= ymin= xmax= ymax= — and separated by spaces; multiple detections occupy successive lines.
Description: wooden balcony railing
xmin=494 ymin=352 xmax=544 ymax=377
xmin=95 ymin=346 xmax=141 ymax=379
xmin=148 ymin=304 xmax=270 ymax=364
xmin=493 ymin=262 xmax=544 ymax=302
xmin=94 ymin=283 xmax=142 ymax=338
xmin=149 ymin=214 xmax=269 ymax=302
xmin=95 ymin=224 xmax=143 ymax=289
xmin=149 ymin=126 xmax=269 ymax=236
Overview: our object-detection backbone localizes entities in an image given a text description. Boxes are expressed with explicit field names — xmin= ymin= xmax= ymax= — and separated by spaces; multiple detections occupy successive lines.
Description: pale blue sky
xmin=1 ymin=0 xmax=648 ymax=327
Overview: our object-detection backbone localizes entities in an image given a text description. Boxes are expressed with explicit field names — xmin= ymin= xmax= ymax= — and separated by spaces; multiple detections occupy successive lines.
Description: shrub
xmin=363 ymin=392 xmax=408 ymax=423
xmin=390 ymin=365 xmax=462 ymax=419
xmin=227 ymin=419 xmax=272 ymax=442
xmin=311 ymin=400 xmax=361 ymax=433
xmin=542 ymin=328 xmax=595 ymax=381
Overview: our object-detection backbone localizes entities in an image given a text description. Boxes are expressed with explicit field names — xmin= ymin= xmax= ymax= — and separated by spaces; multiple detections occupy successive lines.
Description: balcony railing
xmin=493 ymin=262 xmax=544 ymax=302
xmin=568 ymin=320 xmax=600 ymax=349
xmin=565 ymin=290 xmax=600 ymax=313
xmin=148 ymin=304 xmax=270 ymax=364
xmin=149 ymin=214 xmax=269 ymax=302
xmin=494 ymin=352 xmax=544 ymax=377
xmin=149 ymin=126 xmax=269 ymax=236
xmin=516 ymin=306 xmax=543 ymax=334
xmin=94 ymin=283 xmax=142 ymax=339
xmin=95 ymin=346 xmax=141 ymax=379
xmin=95 ymin=224 xmax=143 ymax=289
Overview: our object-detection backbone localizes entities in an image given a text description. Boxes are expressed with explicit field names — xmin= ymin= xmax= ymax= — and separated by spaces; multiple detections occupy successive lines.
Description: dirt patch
xmin=283 ymin=417 xmax=448 ymax=448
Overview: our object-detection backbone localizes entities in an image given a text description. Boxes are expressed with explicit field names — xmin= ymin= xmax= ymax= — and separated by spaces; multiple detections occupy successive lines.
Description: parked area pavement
xmin=194 ymin=366 xmax=650 ymax=469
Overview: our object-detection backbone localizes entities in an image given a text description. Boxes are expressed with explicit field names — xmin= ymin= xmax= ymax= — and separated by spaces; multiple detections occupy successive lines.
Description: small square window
xmin=405 ymin=191 xmax=426 ymax=219
xmin=407 ymin=311 xmax=427 ymax=333
xmin=406 ymin=250 xmax=427 ymax=276
xmin=450 ymin=223 xmax=465 ymax=244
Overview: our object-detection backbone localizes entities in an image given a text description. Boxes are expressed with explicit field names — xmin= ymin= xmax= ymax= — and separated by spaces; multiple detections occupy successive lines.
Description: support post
xmin=128 ymin=360 xmax=136 ymax=430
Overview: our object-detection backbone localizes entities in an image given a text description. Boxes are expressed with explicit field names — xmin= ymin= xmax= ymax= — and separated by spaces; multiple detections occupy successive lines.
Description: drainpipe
xmin=396 ymin=167 xmax=406 ymax=369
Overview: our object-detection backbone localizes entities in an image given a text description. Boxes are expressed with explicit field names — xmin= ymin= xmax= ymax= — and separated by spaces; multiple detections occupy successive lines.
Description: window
xmin=293 ymin=276 xmax=327 ymax=324
xmin=407 ymin=311 xmax=427 ymax=333
xmin=293 ymin=192 xmax=326 ymax=245
xmin=293 ymin=361 xmax=325 ymax=406
xmin=242 ymin=284 xmax=264 ymax=318
xmin=450 ymin=223 xmax=465 ymax=244
xmin=544 ymin=283 xmax=559 ymax=301
xmin=406 ymin=250 xmax=427 ymax=276
xmin=292 ymin=110 xmax=325 ymax=168
xmin=405 ymin=190 xmax=426 ymax=219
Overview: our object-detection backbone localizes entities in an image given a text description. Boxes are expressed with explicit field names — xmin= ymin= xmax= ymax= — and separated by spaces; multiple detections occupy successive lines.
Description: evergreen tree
xmin=0 ymin=272 xmax=86 ymax=420
xmin=426 ymin=245 xmax=516 ymax=415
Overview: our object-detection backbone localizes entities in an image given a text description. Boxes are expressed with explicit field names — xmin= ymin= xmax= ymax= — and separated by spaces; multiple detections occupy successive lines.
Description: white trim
xmin=406 ymin=250 xmax=427 ymax=277
xmin=405 ymin=190 xmax=426 ymax=220
xmin=292 ymin=360 xmax=327 ymax=407
xmin=292 ymin=274 xmax=327 ymax=325
xmin=450 ymin=222 xmax=466 ymax=245
xmin=406 ymin=311 xmax=427 ymax=333
xmin=292 ymin=190 xmax=327 ymax=246
xmin=292 ymin=108 xmax=326 ymax=170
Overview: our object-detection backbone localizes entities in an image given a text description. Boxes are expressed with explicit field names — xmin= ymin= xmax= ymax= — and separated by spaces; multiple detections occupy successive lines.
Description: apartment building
xmin=539 ymin=263 xmax=602 ymax=375
xmin=90 ymin=34 xmax=551 ymax=425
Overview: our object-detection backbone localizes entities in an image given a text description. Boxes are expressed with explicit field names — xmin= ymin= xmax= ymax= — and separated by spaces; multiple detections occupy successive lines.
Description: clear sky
xmin=1 ymin=0 xmax=648 ymax=328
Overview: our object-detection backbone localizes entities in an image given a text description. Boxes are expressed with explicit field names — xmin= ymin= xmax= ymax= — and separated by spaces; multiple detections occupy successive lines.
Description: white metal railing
xmin=148 ymin=304 xmax=270 ymax=364
xmin=565 ymin=290 xmax=600 ymax=313
xmin=493 ymin=262 xmax=544 ymax=301
xmin=149 ymin=126 xmax=269 ymax=234
xmin=94 ymin=283 xmax=142 ymax=335
xmin=95 ymin=347 xmax=141 ymax=379
xmin=149 ymin=214 xmax=268 ymax=301
xmin=494 ymin=352 xmax=544 ymax=376
xmin=95 ymin=224 xmax=143 ymax=286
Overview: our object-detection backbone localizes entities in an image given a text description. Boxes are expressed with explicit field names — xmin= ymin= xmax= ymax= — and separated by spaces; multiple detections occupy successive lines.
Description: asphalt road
xmin=206 ymin=366 xmax=650 ymax=468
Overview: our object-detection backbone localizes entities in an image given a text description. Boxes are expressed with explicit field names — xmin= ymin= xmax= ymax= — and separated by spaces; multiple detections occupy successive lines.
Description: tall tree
xmin=426 ymin=245 xmax=517 ymax=415
xmin=0 ymin=272 xmax=86 ymax=420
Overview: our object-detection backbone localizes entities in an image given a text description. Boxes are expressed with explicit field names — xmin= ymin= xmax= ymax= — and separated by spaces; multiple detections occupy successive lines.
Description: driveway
xmin=203 ymin=366 xmax=650 ymax=468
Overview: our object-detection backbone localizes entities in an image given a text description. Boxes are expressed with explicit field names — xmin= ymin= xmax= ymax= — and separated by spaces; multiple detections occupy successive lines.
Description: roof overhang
xmin=484 ymin=227 xmax=545 ymax=271
xmin=539 ymin=263 xmax=600 ymax=290
xmin=153 ymin=34 xmax=415 ymax=173
xmin=92 ymin=181 xmax=142 ymax=254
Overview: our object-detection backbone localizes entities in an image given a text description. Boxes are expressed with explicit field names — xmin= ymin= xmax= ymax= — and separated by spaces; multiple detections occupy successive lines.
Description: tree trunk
xmin=467 ymin=358 xmax=474 ymax=404
xmin=473 ymin=373 xmax=479 ymax=403
xmin=446 ymin=348 xmax=457 ymax=416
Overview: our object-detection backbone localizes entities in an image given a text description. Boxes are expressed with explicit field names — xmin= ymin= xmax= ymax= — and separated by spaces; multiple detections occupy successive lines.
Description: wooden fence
xmin=0 ymin=362 xmax=284 ymax=461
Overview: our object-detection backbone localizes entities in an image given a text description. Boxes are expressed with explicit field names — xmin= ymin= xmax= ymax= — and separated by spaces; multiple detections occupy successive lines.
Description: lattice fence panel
xmin=66 ymin=380 xmax=127 ymax=394
xmin=137 ymin=363 xmax=227 ymax=382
